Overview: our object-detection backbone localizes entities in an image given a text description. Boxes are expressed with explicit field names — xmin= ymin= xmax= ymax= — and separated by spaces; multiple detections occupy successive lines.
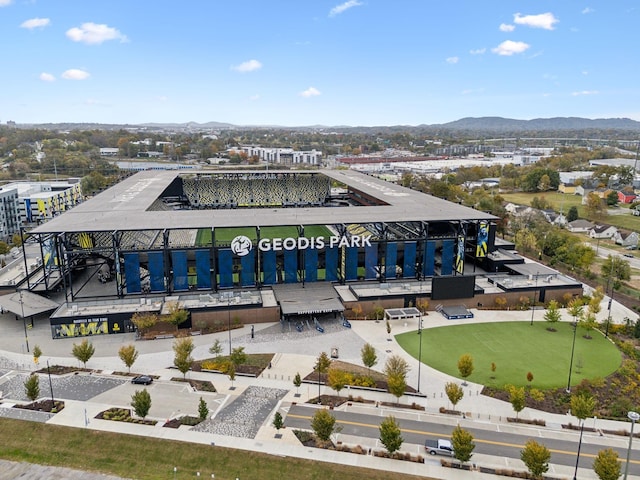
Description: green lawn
xmin=196 ymin=225 xmax=334 ymax=247
xmin=396 ymin=321 xmax=621 ymax=389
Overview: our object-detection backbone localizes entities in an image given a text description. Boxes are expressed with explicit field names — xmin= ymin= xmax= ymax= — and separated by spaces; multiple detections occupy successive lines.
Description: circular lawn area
xmin=396 ymin=321 xmax=621 ymax=389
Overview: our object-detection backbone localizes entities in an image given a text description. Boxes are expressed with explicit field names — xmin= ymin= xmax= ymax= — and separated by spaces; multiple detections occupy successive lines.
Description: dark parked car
xmin=131 ymin=375 xmax=153 ymax=385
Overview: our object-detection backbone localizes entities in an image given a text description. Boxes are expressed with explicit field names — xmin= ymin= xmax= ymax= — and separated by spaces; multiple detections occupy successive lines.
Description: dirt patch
xmin=14 ymin=399 xmax=65 ymax=413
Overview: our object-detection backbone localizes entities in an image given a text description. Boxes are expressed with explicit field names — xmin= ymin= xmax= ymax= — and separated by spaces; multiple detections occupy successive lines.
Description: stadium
xmin=19 ymin=169 xmax=581 ymax=339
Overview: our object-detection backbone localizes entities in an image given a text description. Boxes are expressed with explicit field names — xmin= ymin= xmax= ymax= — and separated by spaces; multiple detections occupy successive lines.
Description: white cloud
xmin=513 ymin=12 xmax=559 ymax=30
xmin=492 ymin=40 xmax=530 ymax=56
xmin=446 ymin=56 xmax=459 ymax=64
xmin=329 ymin=0 xmax=363 ymax=17
xmin=582 ymin=70 xmax=589 ymax=75
xmin=66 ymin=22 xmax=128 ymax=45
xmin=571 ymin=90 xmax=598 ymax=96
xmin=61 ymin=69 xmax=90 ymax=80
xmin=21 ymin=18 xmax=50 ymax=29
xmin=249 ymin=94 xmax=260 ymax=101
xmin=299 ymin=87 xmax=321 ymax=98
xmin=499 ymin=23 xmax=515 ymax=32
xmin=582 ymin=7 xmax=594 ymax=14
xmin=0 ymin=0 xmax=13 ymax=7
xmin=39 ymin=72 xmax=55 ymax=82
xmin=231 ymin=59 xmax=262 ymax=73
xmin=469 ymin=48 xmax=486 ymax=55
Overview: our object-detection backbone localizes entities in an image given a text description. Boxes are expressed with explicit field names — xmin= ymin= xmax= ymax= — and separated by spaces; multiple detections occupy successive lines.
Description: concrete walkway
xmin=0 ymin=299 xmax=638 ymax=480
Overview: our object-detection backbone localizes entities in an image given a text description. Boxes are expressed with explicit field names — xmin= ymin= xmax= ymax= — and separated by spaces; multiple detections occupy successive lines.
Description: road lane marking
xmin=287 ymin=413 xmax=639 ymax=463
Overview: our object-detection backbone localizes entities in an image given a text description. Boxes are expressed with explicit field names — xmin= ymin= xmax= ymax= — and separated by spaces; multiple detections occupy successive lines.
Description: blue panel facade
xmin=262 ymin=250 xmax=276 ymax=285
xmin=241 ymin=250 xmax=255 ymax=286
xmin=305 ymin=249 xmax=318 ymax=282
xmin=284 ymin=249 xmax=297 ymax=283
xmin=195 ymin=250 xmax=211 ymax=289
xmin=148 ymin=251 xmax=164 ymax=292
xmin=124 ymin=253 xmax=141 ymax=293
xmin=424 ymin=241 xmax=435 ymax=277
xmin=441 ymin=239 xmax=454 ymax=275
xmin=218 ymin=249 xmax=233 ymax=288
xmin=365 ymin=244 xmax=378 ymax=280
xmin=403 ymin=242 xmax=416 ymax=278
xmin=325 ymin=248 xmax=338 ymax=281
xmin=172 ymin=250 xmax=188 ymax=291
xmin=385 ymin=242 xmax=397 ymax=279
xmin=345 ymin=247 xmax=358 ymax=281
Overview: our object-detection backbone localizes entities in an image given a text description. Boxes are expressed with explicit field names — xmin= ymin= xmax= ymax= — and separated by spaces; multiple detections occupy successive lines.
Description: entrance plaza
xmin=0 ymin=292 xmax=637 ymax=480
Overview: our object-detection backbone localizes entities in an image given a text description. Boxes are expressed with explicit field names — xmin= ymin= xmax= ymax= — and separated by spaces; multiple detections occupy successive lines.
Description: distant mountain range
xmin=11 ymin=116 xmax=640 ymax=134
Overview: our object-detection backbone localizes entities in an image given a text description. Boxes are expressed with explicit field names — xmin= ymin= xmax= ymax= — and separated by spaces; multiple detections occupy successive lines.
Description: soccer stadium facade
xmin=23 ymin=169 xmax=581 ymax=339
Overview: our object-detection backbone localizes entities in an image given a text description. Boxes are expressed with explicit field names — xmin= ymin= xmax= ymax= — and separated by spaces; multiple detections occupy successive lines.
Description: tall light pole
xmin=624 ymin=411 xmax=640 ymax=480
xmin=227 ymin=295 xmax=232 ymax=355
xmin=530 ymin=272 xmax=539 ymax=326
xmin=417 ymin=313 xmax=423 ymax=393
xmin=606 ymin=276 xmax=614 ymax=338
xmin=573 ymin=417 xmax=585 ymax=480
xmin=566 ymin=321 xmax=578 ymax=393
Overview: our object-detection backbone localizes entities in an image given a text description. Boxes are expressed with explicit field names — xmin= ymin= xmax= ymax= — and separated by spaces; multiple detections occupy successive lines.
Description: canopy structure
xmin=0 ymin=290 xmax=60 ymax=318
xmin=273 ymin=283 xmax=345 ymax=316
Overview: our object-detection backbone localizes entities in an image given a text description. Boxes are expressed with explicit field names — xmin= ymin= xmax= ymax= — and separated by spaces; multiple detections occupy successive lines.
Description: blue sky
xmin=2 ymin=1 xmax=639 ymax=126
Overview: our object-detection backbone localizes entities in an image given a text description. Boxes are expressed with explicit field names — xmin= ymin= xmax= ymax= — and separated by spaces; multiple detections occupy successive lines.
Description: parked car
xmin=131 ymin=375 xmax=153 ymax=385
xmin=424 ymin=439 xmax=454 ymax=456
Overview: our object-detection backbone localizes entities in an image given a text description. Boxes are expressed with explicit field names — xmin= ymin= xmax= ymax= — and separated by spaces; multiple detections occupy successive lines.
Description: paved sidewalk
xmin=0 ymin=302 xmax=638 ymax=479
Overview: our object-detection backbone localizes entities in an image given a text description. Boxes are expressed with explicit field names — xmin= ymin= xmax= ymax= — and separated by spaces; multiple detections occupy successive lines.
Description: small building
xmin=613 ymin=230 xmax=639 ymax=248
xmin=567 ymin=219 xmax=594 ymax=233
xmin=558 ymin=183 xmax=577 ymax=194
xmin=618 ymin=191 xmax=637 ymax=204
xmin=589 ymin=224 xmax=617 ymax=239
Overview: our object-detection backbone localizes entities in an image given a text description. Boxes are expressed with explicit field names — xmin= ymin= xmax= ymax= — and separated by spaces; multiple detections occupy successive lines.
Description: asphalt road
xmin=286 ymin=404 xmax=640 ymax=475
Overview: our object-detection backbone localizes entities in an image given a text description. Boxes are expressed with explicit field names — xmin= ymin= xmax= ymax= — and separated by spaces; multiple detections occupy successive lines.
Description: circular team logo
xmin=231 ymin=235 xmax=252 ymax=256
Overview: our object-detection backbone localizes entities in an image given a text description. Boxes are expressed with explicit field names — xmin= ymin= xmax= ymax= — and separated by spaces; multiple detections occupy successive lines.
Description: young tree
xmin=490 ymin=362 xmax=497 ymax=379
xmin=230 ymin=346 xmax=248 ymax=367
xmin=227 ymin=362 xmax=236 ymax=388
xmin=131 ymin=389 xmax=152 ymax=419
xmin=387 ymin=372 xmax=407 ymax=404
xmin=372 ymin=306 xmax=385 ymax=321
xmin=567 ymin=206 xmax=579 ymax=223
xmin=208 ymin=339 xmax=223 ymax=357
xmin=384 ymin=354 xmax=409 ymax=403
xmin=508 ymin=385 xmax=526 ymax=418
xmin=360 ymin=343 xmax=378 ymax=373
xmin=32 ymin=345 xmax=42 ymax=366
xmin=520 ymin=440 xmax=551 ymax=480
xmin=567 ymin=298 xmax=584 ymax=325
xmin=198 ymin=397 xmax=209 ymax=421
xmin=314 ymin=352 xmax=332 ymax=398
xmin=444 ymin=382 xmax=464 ymax=411
xmin=379 ymin=415 xmax=403 ymax=455
xmin=311 ymin=408 xmax=339 ymax=443
xmin=272 ymin=411 xmax=284 ymax=434
xmin=24 ymin=373 xmax=40 ymax=402
xmin=451 ymin=425 xmax=475 ymax=464
xmin=457 ymin=353 xmax=474 ymax=384
xmin=593 ymin=448 xmax=622 ymax=480
xmin=71 ymin=339 xmax=95 ymax=368
xmin=172 ymin=337 xmax=194 ymax=379
xmin=130 ymin=312 xmax=158 ymax=334
xmin=327 ymin=366 xmax=348 ymax=397
xmin=385 ymin=320 xmax=392 ymax=339
xmin=165 ymin=303 xmax=189 ymax=327
xmin=118 ymin=344 xmax=139 ymax=373
xmin=543 ymin=300 xmax=561 ymax=326
xmin=293 ymin=372 xmax=302 ymax=395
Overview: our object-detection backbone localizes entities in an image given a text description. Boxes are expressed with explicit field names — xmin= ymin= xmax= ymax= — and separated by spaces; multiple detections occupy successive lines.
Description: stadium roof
xmin=31 ymin=169 xmax=496 ymax=234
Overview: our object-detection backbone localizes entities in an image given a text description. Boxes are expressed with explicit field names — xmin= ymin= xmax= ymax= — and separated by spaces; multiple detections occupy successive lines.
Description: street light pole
xmin=417 ymin=313 xmax=423 ymax=393
xmin=530 ymin=272 xmax=539 ymax=326
xmin=227 ymin=295 xmax=232 ymax=355
xmin=46 ymin=359 xmax=55 ymax=404
xmin=573 ymin=418 xmax=585 ymax=480
xmin=566 ymin=321 xmax=578 ymax=393
xmin=624 ymin=411 xmax=640 ymax=480
xmin=606 ymin=278 xmax=614 ymax=338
